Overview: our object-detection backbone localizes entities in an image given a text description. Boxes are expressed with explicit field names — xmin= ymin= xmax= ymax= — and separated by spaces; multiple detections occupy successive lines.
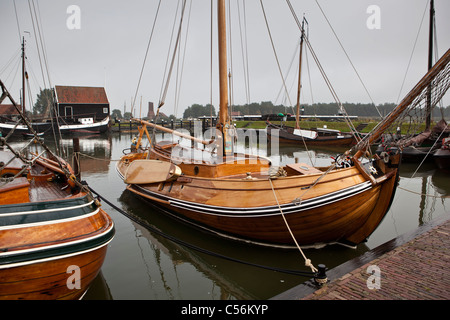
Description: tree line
xmin=30 ymin=89 xmax=449 ymax=120
xmin=182 ymin=101 xmax=450 ymax=119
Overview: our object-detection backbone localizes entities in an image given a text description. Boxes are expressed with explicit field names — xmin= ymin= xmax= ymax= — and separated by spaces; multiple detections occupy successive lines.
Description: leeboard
xmin=124 ymin=160 xmax=181 ymax=184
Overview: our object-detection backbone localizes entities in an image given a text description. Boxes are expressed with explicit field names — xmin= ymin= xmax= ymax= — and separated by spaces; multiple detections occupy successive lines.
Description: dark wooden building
xmin=54 ymin=86 xmax=110 ymax=123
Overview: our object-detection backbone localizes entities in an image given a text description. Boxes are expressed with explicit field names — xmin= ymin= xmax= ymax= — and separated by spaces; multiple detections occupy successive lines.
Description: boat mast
xmin=425 ymin=0 xmax=434 ymax=131
xmin=295 ymin=18 xmax=305 ymax=130
xmin=22 ymin=36 xmax=26 ymax=114
xmin=217 ymin=0 xmax=232 ymax=155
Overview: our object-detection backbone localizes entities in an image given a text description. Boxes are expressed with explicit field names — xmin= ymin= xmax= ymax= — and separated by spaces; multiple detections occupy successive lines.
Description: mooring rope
xmin=88 ymin=186 xmax=320 ymax=279
xmin=398 ymin=186 xmax=447 ymax=199
xmin=268 ymin=178 xmax=318 ymax=273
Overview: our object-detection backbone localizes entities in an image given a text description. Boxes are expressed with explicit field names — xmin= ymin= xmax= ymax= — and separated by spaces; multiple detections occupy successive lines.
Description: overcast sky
xmin=1 ymin=0 xmax=449 ymax=118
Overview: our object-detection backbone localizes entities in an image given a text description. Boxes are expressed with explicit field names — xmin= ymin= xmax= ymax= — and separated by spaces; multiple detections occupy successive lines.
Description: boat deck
xmin=28 ymin=179 xmax=72 ymax=202
xmin=1 ymin=149 xmax=72 ymax=203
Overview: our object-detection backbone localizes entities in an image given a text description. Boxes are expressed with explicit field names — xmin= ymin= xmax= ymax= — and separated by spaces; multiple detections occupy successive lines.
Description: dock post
xmin=314 ymin=264 xmax=328 ymax=286
xmin=73 ymin=137 xmax=80 ymax=181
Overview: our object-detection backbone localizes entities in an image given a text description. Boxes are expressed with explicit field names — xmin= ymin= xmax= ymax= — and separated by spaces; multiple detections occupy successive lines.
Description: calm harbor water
xmin=8 ymin=131 xmax=450 ymax=300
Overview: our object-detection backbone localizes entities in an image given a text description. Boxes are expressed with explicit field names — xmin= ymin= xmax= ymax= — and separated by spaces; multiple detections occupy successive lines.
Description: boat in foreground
xmin=115 ymin=1 xmax=449 ymax=249
xmin=0 ymin=81 xmax=114 ymax=300
xmin=117 ymin=141 xmax=399 ymax=247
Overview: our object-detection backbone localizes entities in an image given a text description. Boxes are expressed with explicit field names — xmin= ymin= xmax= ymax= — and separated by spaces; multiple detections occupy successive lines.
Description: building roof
xmin=0 ymin=104 xmax=21 ymax=115
xmin=55 ymin=85 xmax=109 ymax=105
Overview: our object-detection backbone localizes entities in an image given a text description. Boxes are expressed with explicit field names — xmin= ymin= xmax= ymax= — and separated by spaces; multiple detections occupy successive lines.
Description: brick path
xmin=301 ymin=216 xmax=450 ymax=300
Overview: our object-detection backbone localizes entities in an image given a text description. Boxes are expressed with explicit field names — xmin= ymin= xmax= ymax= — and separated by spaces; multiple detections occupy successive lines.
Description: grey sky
xmin=1 ymin=0 xmax=449 ymax=118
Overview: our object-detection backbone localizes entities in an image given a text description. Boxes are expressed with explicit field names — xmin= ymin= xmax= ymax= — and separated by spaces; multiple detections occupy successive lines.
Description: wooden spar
xmin=217 ymin=0 xmax=233 ymax=155
xmin=218 ymin=0 xmax=228 ymax=127
xmin=22 ymin=37 xmax=26 ymax=114
xmin=353 ymin=48 xmax=450 ymax=159
xmin=133 ymin=118 xmax=214 ymax=146
xmin=295 ymin=20 xmax=305 ymax=130
xmin=425 ymin=0 xmax=434 ymax=131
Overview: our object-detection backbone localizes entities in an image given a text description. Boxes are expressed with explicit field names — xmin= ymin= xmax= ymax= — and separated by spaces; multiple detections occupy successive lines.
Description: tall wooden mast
xmin=295 ymin=19 xmax=305 ymax=130
xmin=22 ymin=36 xmax=26 ymax=114
xmin=217 ymin=0 xmax=232 ymax=155
xmin=425 ymin=0 xmax=434 ymax=131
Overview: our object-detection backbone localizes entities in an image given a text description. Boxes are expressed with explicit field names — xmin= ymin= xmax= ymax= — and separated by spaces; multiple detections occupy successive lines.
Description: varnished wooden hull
xmin=0 ymin=195 xmax=114 ymax=300
xmin=117 ymin=153 xmax=399 ymax=247
xmin=0 ymin=246 xmax=109 ymax=300
xmin=0 ymin=149 xmax=114 ymax=300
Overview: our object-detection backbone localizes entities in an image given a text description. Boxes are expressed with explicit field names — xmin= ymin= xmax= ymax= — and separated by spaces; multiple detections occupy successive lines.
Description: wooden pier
xmin=273 ymin=213 xmax=450 ymax=300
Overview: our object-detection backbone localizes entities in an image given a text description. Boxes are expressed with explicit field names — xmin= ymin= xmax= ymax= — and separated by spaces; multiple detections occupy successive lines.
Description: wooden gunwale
xmin=118 ymin=159 xmax=363 ymax=192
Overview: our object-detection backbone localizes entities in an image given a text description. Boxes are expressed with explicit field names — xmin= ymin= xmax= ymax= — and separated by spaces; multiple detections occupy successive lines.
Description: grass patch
xmin=233 ymin=120 xmax=378 ymax=132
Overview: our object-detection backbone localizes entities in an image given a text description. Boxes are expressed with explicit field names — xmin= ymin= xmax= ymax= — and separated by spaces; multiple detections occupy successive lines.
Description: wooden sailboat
xmin=0 ymin=38 xmax=110 ymax=137
xmin=0 ymin=37 xmax=53 ymax=137
xmin=116 ymin=1 xmax=450 ymax=248
xmin=265 ymin=18 xmax=355 ymax=147
xmin=376 ymin=0 xmax=449 ymax=163
xmin=266 ymin=121 xmax=355 ymax=146
xmin=0 ymin=80 xmax=114 ymax=300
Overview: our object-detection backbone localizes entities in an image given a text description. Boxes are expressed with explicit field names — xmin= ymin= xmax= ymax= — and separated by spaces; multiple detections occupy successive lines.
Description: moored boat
xmin=0 ymin=80 xmax=114 ymax=300
xmin=115 ymin=0 xmax=449 ymax=250
xmin=433 ymin=137 xmax=450 ymax=171
xmin=266 ymin=121 xmax=355 ymax=147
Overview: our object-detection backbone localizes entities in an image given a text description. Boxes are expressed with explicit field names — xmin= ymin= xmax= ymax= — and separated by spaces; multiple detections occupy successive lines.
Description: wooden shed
xmin=54 ymin=86 xmax=110 ymax=124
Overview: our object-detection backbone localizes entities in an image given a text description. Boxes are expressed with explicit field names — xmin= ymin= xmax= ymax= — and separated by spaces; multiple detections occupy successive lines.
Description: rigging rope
xmin=285 ymin=1 xmax=362 ymax=150
xmin=158 ymin=0 xmax=187 ymax=109
xmin=131 ymin=0 xmax=162 ymax=117
xmin=396 ymin=0 xmax=429 ymax=104
xmin=259 ymin=0 xmax=293 ymax=108
xmin=174 ymin=0 xmax=192 ymax=118
xmin=312 ymin=0 xmax=382 ymax=118
xmin=237 ymin=0 xmax=250 ymax=104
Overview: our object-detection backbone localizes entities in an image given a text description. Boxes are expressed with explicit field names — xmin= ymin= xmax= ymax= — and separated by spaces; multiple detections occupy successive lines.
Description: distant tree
xmin=111 ymin=109 xmax=122 ymax=119
xmin=33 ymin=88 xmax=54 ymax=116
xmin=123 ymin=112 xmax=132 ymax=120
xmin=183 ymin=104 xmax=216 ymax=119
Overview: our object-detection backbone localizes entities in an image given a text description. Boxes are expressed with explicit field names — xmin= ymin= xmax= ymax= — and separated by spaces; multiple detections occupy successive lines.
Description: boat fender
xmin=380 ymin=151 xmax=390 ymax=164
